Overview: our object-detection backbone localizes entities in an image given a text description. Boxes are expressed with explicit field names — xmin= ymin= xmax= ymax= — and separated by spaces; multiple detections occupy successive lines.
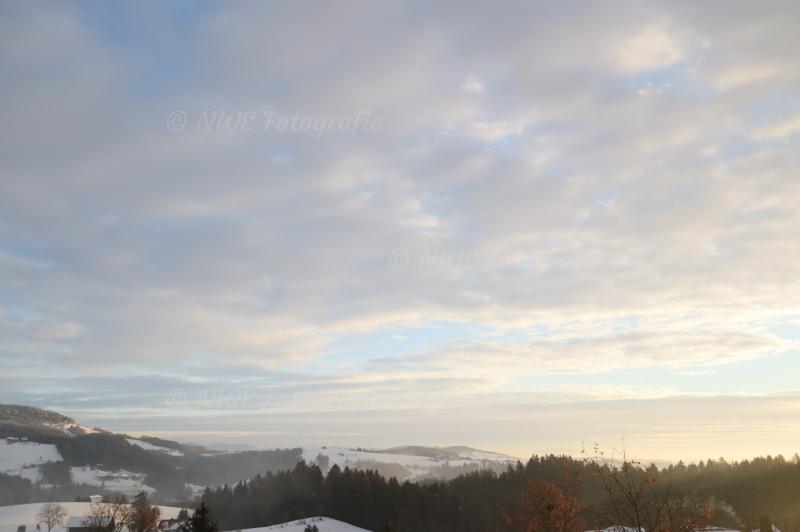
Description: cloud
xmin=1 ymin=0 xmax=799 ymax=458
xmin=614 ymin=26 xmax=685 ymax=72
xmin=461 ymin=77 xmax=485 ymax=95
xmin=750 ymin=113 xmax=800 ymax=141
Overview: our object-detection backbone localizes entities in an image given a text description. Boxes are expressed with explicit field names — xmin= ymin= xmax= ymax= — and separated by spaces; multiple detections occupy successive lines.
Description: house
xmin=66 ymin=515 xmax=114 ymax=532
xmin=158 ymin=518 xmax=185 ymax=532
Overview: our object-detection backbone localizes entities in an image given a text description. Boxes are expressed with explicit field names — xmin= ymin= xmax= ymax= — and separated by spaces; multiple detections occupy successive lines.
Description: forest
xmin=201 ymin=453 xmax=800 ymax=532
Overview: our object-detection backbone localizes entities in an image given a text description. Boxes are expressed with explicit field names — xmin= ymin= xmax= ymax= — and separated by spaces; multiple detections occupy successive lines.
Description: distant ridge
xmin=0 ymin=405 xmax=75 ymax=427
xmin=376 ymin=445 xmax=519 ymax=461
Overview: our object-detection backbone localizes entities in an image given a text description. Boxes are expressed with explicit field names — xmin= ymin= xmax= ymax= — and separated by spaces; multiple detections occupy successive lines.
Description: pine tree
xmin=184 ymin=503 xmax=219 ymax=532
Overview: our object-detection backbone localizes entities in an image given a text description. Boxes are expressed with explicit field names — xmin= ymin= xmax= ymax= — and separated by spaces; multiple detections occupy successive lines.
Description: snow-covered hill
xmin=0 ymin=404 xmax=518 ymax=497
xmin=0 ymin=437 xmax=158 ymax=495
xmin=301 ymin=446 xmax=517 ymax=480
xmin=0 ymin=503 xmax=181 ymax=532
xmin=125 ymin=438 xmax=183 ymax=456
xmin=230 ymin=516 xmax=370 ymax=532
xmin=0 ymin=439 xmax=62 ymax=482
xmin=69 ymin=466 xmax=155 ymax=495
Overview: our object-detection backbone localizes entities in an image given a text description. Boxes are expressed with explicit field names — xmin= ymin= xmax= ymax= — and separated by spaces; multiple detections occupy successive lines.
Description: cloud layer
xmin=1 ymin=0 xmax=799 ymax=459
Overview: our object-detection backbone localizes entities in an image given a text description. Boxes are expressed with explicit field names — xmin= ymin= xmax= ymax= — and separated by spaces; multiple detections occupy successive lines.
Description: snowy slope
xmin=231 ymin=517 xmax=370 ymax=532
xmin=0 ymin=503 xmax=181 ymax=532
xmin=455 ymin=449 xmax=517 ymax=461
xmin=0 ymin=439 xmax=62 ymax=482
xmin=302 ymin=446 xmax=516 ymax=480
xmin=42 ymin=422 xmax=98 ymax=436
xmin=302 ymin=447 xmax=459 ymax=479
xmin=0 ymin=438 xmax=156 ymax=495
xmin=125 ymin=439 xmax=183 ymax=456
xmin=69 ymin=466 xmax=155 ymax=495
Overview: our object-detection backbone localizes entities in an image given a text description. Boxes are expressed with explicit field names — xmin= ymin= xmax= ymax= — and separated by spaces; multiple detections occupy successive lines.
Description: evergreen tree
xmin=184 ymin=503 xmax=219 ymax=532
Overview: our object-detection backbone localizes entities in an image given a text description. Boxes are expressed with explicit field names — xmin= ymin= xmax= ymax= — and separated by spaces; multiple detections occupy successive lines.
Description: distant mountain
xmin=301 ymin=445 xmax=519 ymax=483
xmin=0 ymin=406 xmax=99 ymax=445
xmin=190 ymin=442 xmax=257 ymax=452
xmin=0 ymin=404 xmax=520 ymax=505
xmin=0 ymin=404 xmax=301 ymax=503
xmin=0 ymin=405 xmax=75 ymax=427
xmin=378 ymin=445 xmax=518 ymax=462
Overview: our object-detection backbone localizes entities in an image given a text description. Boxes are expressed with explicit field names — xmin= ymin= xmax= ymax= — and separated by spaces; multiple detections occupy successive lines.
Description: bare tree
xmin=595 ymin=454 xmax=713 ymax=532
xmin=85 ymin=497 xmax=131 ymax=532
xmin=38 ymin=503 xmax=68 ymax=532
xmin=127 ymin=492 xmax=160 ymax=532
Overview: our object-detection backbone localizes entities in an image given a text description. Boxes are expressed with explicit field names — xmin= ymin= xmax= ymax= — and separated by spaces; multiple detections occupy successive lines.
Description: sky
xmin=1 ymin=0 xmax=799 ymax=462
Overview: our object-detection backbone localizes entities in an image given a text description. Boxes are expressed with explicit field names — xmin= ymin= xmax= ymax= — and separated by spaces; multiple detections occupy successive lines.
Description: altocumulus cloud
xmin=0 ymin=0 xmax=799 ymax=459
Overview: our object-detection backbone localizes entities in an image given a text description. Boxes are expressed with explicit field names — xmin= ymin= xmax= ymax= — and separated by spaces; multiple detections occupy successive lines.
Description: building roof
xmin=66 ymin=516 xmax=112 ymax=528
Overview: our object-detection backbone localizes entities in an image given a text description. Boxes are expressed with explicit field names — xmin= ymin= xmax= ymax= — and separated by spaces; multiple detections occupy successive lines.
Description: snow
xmin=0 ymin=439 xmax=153 ymax=494
xmin=69 ymin=466 xmax=155 ymax=496
xmin=125 ymin=439 xmax=183 ymax=456
xmin=0 ymin=439 xmax=63 ymax=482
xmin=185 ymin=483 xmax=206 ymax=497
xmin=455 ymin=449 xmax=516 ymax=461
xmin=0 ymin=503 xmax=181 ymax=532
xmin=42 ymin=422 xmax=97 ymax=436
xmin=230 ymin=517 xmax=370 ymax=532
xmin=301 ymin=447 xmax=514 ymax=480
xmin=304 ymin=447 xmax=459 ymax=471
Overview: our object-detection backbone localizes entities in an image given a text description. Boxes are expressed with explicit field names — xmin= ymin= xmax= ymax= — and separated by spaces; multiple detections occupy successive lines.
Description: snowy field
xmin=301 ymin=446 xmax=515 ymax=479
xmin=0 ymin=438 xmax=156 ymax=495
xmin=69 ymin=466 xmax=155 ymax=495
xmin=0 ymin=503 xmax=181 ymax=532
xmin=231 ymin=517 xmax=370 ymax=532
xmin=0 ymin=439 xmax=62 ymax=483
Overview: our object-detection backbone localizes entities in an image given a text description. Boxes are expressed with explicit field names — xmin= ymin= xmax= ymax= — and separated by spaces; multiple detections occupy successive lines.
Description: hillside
xmin=233 ymin=517 xmax=370 ymax=532
xmin=0 ymin=405 xmax=516 ymax=504
xmin=0 ymin=405 xmax=302 ymax=501
xmin=0 ymin=406 xmax=76 ymax=428
xmin=301 ymin=446 xmax=516 ymax=482
xmin=379 ymin=445 xmax=518 ymax=462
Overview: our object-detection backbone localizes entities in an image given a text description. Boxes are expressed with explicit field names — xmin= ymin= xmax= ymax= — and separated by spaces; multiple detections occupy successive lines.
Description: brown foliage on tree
xmin=85 ymin=496 xmax=131 ymax=532
xmin=127 ymin=492 xmax=160 ymax=532
xmin=503 ymin=471 xmax=588 ymax=532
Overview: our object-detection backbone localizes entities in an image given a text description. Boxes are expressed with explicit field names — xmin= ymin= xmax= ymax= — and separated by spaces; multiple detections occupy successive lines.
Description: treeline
xmin=202 ymin=454 xmax=800 ymax=531
xmin=0 ymin=473 xmax=40 ymax=505
xmin=661 ymin=455 xmax=800 ymax=531
xmin=200 ymin=457 xmax=656 ymax=531
xmin=0 ymin=472 xmax=154 ymax=506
